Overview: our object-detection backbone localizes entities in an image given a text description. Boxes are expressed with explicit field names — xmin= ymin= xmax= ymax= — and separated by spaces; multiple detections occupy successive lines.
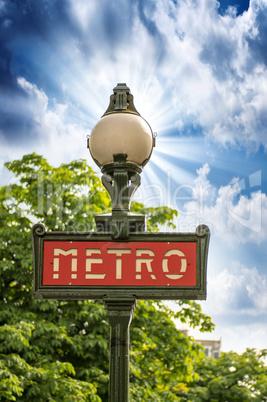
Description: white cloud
xmin=188 ymin=261 xmax=267 ymax=352
xmin=206 ymin=263 xmax=267 ymax=316
xmin=172 ymin=259 xmax=267 ymax=352
xmin=177 ymin=164 xmax=267 ymax=244
xmin=191 ymin=163 xmax=217 ymax=206
xmin=17 ymin=77 xmax=48 ymax=122
xmin=40 ymin=108 xmax=90 ymax=165
xmin=68 ymin=0 xmax=96 ymax=31
xmin=139 ymin=0 xmax=267 ymax=150
xmin=1 ymin=78 xmax=91 ymax=169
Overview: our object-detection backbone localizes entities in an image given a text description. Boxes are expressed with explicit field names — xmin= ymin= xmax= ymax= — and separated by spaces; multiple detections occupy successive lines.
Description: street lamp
xmin=88 ymin=83 xmax=155 ymax=239
xmin=87 ymin=83 xmax=155 ymax=401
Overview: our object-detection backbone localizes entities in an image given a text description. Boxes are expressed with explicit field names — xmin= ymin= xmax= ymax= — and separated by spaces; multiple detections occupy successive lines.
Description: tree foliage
xmin=177 ymin=348 xmax=267 ymax=401
xmin=0 ymin=154 xmax=266 ymax=401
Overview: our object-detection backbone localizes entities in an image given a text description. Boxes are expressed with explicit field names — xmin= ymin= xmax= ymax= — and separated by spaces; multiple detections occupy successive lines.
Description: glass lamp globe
xmin=89 ymin=112 xmax=154 ymax=169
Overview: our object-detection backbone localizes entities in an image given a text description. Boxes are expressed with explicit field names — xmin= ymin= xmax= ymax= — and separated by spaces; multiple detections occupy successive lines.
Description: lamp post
xmin=87 ymin=83 xmax=155 ymax=401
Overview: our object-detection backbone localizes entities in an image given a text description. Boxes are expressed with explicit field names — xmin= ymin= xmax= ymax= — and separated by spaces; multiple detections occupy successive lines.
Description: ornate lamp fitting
xmin=88 ymin=83 xmax=154 ymax=239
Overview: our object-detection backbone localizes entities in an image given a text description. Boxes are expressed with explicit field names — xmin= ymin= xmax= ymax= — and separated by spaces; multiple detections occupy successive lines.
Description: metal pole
xmin=103 ymin=296 xmax=136 ymax=402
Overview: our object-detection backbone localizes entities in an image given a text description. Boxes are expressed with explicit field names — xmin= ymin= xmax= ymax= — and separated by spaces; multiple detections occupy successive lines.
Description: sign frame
xmin=32 ymin=223 xmax=210 ymax=300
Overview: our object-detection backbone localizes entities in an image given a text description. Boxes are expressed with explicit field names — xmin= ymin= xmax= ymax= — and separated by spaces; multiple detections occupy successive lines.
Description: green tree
xmin=176 ymin=348 xmax=267 ymax=401
xmin=129 ymin=300 xmax=214 ymax=401
xmin=0 ymin=153 xmax=215 ymax=401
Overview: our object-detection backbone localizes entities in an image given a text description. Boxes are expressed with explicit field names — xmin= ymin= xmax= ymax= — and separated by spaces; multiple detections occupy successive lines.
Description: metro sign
xmin=32 ymin=223 xmax=210 ymax=300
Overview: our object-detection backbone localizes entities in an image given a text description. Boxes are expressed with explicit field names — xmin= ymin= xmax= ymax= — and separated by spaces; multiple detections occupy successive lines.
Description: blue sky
xmin=0 ymin=0 xmax=266 ymax=353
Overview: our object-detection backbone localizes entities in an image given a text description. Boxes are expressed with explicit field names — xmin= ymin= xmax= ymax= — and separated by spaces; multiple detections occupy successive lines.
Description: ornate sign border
xmin=32 ymin=223 xmax=210 ymax=300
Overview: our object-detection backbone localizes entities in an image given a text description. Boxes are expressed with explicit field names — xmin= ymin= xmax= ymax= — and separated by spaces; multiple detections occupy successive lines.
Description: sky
xmin=0 ymin=0 xmax=266 ymax=354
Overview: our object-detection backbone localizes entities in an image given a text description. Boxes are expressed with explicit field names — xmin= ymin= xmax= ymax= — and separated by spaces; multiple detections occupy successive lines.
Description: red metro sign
xmin=43 ymin=241 xmax=196 ymax=286
xmin=32 ymin=224 xmax=210 ymax=300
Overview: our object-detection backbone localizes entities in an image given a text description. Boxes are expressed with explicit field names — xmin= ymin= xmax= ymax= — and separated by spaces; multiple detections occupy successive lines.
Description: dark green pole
xmin=103 ymin=297 xmax=136 ymax=402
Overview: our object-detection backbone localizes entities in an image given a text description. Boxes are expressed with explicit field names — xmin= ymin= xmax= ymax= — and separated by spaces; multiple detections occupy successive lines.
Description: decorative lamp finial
xmin=103 ymin=83 xmax=140 ymax=116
